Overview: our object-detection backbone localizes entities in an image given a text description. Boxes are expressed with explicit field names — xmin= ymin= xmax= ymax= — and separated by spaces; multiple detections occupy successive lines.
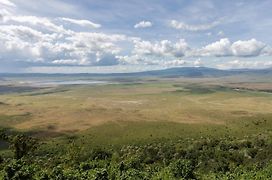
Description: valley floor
xmin=0 ymin=75 xmax=272 ymax=179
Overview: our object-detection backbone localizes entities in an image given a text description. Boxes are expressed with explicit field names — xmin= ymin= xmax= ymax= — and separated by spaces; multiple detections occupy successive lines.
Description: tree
xmin=11 ymin=135 xmax=37 ymax=160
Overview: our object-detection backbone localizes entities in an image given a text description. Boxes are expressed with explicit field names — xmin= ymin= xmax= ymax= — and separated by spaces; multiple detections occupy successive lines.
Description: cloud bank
xmin=0 ymin=0 xmax=272 ymax=72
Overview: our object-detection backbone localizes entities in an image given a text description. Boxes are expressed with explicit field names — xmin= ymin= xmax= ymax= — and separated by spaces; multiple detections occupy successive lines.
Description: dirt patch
xmin=0 ymin=102 xmax=8 ymax=106
xmin=231 ymin=110 xmax=250 ymax=115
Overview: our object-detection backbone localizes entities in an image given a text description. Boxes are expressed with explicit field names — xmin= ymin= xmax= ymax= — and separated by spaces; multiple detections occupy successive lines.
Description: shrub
xmin=4 ymin=160 xmax=35 ymax=180
xmin=170 ymin=159 xmax=195 ymax=179
xmin=10 ymin=135 xmax=38 ymax=160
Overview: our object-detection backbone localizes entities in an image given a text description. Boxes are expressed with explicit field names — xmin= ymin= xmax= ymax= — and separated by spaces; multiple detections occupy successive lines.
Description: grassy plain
xmin=0 ymin=76 xmax=272 ymax=145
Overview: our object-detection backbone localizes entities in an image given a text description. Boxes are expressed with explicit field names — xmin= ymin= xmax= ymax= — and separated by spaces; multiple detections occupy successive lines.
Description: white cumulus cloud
xmin=193 ymin=38 xmax=267 ymax=57
xmin=133 ymin=39 xmax=189 ymax=57
xmin=196 ymin=38 xmax=232 ymax=57
xmin=0 ymin=24 xmax=126 ymax=66
xmin=231 ymin=39 xmax=266 ymax=57
xmin=134 ymin=21 xmax=152 ymax=28
xmin=193 ymin=59 xmax=203 ymax=67
xmin=0 ymin=3 xmax=127 ymax=66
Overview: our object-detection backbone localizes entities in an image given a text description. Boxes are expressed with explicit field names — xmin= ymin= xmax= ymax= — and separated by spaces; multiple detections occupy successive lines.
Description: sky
xmin=0 ymin=0 xmax=272 ymax=73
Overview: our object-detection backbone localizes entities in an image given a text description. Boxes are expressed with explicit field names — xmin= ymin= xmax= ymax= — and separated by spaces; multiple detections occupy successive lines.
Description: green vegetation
xmin=0 ymin=75 xmax=272 ymax=179
xmin=1 ymin=129 xmax=272 ymax=179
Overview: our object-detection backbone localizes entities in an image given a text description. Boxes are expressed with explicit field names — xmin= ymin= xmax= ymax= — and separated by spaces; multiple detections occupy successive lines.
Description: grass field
xmin=0 ymin=76 xmax=272 ymax=140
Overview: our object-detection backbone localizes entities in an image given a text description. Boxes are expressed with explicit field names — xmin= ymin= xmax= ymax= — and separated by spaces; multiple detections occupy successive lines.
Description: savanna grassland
xmin=0 ymin=74 xmax=272 ymax=179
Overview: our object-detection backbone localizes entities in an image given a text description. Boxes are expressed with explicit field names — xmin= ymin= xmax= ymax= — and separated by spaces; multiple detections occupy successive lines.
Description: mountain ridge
xmin=0 ymin=66 xmax=272 ymax=78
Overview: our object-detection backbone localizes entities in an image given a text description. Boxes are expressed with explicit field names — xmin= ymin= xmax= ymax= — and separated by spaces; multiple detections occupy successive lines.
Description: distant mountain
xmin=97 ymin=67 xmax=272 ymax=78
xmin=127 ymin=67 xmax=230 ymax=77
xmin=0 ymin=67 xmax=272 ymax=78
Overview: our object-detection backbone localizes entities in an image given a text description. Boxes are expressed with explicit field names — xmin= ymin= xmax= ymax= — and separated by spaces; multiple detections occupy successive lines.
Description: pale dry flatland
xmin=0 ymin=79 xmax=272 ymax=133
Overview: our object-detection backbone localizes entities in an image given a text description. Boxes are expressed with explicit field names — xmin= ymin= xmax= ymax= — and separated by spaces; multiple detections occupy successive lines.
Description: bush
xmin=170 ymin=159 xmax=195 ymax=179
xmin=11 ymin=135 xmax=38 ymax=160
xmin=4 ymin=160 xmax=35 ymax=180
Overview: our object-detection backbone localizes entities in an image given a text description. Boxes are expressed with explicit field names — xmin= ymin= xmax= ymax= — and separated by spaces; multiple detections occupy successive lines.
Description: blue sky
xmin=0 ymin=0 xmax=272 ymax=73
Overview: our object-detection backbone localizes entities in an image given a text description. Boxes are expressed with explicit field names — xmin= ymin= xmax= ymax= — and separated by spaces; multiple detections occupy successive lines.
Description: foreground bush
xmin=1 ymin=131 xmax=272 ymax=179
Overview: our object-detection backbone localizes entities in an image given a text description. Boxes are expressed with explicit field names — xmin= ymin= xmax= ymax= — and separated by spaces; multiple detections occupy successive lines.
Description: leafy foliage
xmin=1 ymin=131 xmax=272 ymax=179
